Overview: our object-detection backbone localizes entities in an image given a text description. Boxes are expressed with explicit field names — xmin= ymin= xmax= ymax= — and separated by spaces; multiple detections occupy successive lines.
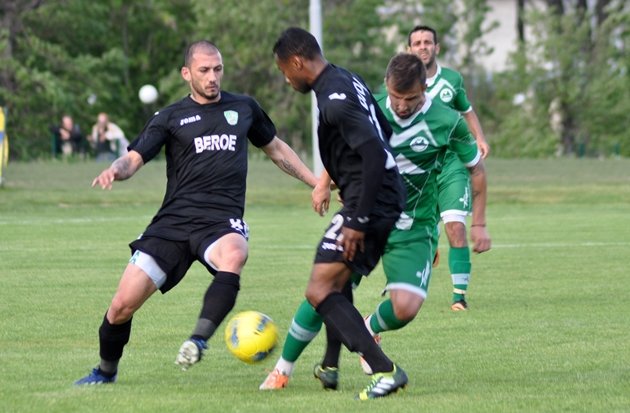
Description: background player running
xmin=408 ymin=24 xmax=490 ymax=310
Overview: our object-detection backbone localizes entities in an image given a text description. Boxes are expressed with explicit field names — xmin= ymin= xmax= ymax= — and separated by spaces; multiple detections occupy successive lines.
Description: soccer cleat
xmin=175 ymin=338 xmax=207 ymax=370
xmin=313 ymin=364 xmax=339 ymax=390
xmin=356 ymin=364 xmax=408 ymax=400
xmin=359 ymin=333 xmax=381 ymax=375
xmin=451 ymin=299 xmax=468 ymax=311
xmin=74 ymin=367 xmax=117 ymax=385
xmin=259 ymin=368 xmax=290 ymax=390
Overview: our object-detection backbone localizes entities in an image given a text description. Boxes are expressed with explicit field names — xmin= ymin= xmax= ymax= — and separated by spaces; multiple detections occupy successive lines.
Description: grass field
xmin=1 ymin=158 xmax=629 ymax=413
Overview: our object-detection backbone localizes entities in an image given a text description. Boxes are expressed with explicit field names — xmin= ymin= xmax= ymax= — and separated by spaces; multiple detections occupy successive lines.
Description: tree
xmin=189 ymin=0 xmax=400 ymax=157
xmin=517 ymin=0 xmax=526 ymax=44
xmin=0 ymin=0 xmax=196 ymax=159
xmin=490 ymin=0 xmax=630 ymax=157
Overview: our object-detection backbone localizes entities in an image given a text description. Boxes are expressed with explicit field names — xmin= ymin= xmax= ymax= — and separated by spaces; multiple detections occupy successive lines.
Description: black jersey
xmin=128 ymin=92 xmax=276 ymax=241
xmin=312 ymin=64 xmax=405 ymax=222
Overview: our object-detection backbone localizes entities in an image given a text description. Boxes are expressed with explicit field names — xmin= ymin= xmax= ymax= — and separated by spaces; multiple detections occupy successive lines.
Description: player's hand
xmin=477 ymin=139 xmax=491 ymax=159
xmin=92 ymin=168 xmax=116 ymax=190
xmin=312 ymin=182 xmax=331 ymax=216
xmin=338 ymin=226 xmax=365 ymax=262
xmin=470 ymin=226 xmax=491 ymax=253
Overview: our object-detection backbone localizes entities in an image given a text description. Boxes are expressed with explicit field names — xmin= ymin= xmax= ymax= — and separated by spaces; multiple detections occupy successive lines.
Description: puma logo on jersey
xmin=194 ymin=134 xmax=237 ymax=153
xmin=328 ymin=93 xmax=347 ymax=101
xmin=180 ymin=114 xmax=201 ymax=126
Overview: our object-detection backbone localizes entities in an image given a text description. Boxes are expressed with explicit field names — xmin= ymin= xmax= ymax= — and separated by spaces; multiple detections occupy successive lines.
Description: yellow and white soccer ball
xmin=224 ymin=311 xmax=278 ymax=364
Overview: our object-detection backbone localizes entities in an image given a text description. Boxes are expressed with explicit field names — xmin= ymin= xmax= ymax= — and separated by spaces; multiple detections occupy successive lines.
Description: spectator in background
xmin=53 ymin=115 xmax=85 ymax=159
xmin=90 ymin=112 xmax=129 ymax=162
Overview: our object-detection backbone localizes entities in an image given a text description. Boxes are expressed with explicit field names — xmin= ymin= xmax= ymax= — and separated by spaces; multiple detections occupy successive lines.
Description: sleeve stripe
xmin=464 ymin=151 xmax=481 ymax=168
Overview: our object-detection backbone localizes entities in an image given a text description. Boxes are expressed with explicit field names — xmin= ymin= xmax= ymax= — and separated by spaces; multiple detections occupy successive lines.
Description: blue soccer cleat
xmin=74 ymin=367 xmax=117 ymax=385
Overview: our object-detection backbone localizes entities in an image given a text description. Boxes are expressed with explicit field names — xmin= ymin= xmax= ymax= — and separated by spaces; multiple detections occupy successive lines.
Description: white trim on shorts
xmin=202 ymin=240 xmax=220 ymax=272
xmin=440 ymin=210 xmax=469 ymax=224
xmin=129 ymin=250 xmax=167 ymax=288
xmin=383 ymin=283 xmax=428 ymax=299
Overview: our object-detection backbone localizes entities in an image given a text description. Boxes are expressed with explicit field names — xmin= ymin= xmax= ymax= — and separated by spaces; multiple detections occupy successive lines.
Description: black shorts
xmin=313 ymin=208 xmax=397 ymax=276
xmin=129 ymin=218 xmax=249 ymax=293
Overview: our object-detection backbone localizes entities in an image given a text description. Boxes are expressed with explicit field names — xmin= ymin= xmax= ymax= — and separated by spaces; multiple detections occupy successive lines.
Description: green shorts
xmin=437 ymin=151 xmax=471 ymax=221
xmin=381 ymin=223 xmax=436 ymax=299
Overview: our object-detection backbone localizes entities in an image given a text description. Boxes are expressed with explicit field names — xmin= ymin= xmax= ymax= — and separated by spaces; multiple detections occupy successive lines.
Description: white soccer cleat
xmin=175 ymin=338 xmax=207 ymax=371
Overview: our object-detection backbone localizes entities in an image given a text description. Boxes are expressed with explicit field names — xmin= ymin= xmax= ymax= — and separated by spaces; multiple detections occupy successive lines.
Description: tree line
xmin=1 ymin=0 xmax=628 ymax=160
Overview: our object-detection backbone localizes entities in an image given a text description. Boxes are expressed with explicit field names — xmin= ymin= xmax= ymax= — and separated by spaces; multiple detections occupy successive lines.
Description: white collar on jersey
xmin=386 ymin=93 xmax=433 ymax=128
xmin=425 ymin=63 xmax=442 ymax=88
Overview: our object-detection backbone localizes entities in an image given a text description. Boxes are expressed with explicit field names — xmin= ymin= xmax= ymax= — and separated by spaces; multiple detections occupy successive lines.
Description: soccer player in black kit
xmin=74 ymin=40 xmax=319 ymax=385
xmin=271 ymin=27 xmax=408 ymax=400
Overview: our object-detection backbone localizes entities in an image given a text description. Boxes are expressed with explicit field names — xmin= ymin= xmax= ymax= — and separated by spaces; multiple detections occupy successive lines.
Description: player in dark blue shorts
xmin=75 ymin=40 xmax=319 ymax=385
xmin=263 ymin=27 xmax=407 ymax=400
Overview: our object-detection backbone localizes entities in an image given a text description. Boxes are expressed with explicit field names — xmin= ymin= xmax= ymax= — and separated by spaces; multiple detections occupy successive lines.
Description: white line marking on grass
xmin=260 ymin=241 xmax=630 ymax=250
xmin=484 ymin=241 xmax=630 ymax=248
xmin=0 ymin=216 xmax=152 ymax=225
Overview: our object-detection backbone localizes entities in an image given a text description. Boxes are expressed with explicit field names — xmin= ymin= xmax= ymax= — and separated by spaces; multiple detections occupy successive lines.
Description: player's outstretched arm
xmin=463 ymin=110 xmax=490 ymax=159
xmin=468 ymin=159 xmax=491 ymax=253
xmin=261 ymin=136 xmax=319 ymax=188
xmin=91 ymin=150 xmax=144 ymax=190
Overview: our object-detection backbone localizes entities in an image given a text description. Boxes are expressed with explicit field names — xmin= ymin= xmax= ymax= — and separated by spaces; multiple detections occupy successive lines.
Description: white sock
xmin=274 ymin=357 xmax=295 ymax=376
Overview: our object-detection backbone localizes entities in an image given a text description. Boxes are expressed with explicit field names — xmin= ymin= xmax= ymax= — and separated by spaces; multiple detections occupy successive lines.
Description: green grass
xmin=1 ymin=158 xmax=629 ymax=413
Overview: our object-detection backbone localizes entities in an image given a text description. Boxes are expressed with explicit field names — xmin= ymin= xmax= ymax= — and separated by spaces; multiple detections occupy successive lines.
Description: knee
xmin=445 ymin=222 xmax=467 ymax=247
xmin=226 ymin=247 xmax=248 ymax=268
xmin=391 ymin=296 xmax=424 ymax=322
xmin=108 ymin=297 xmax=136 ymax=324
xmin=305 ymin=287 xmax=325 ymax=308
xmin=214 ymin=244 xmax=248 ymax=273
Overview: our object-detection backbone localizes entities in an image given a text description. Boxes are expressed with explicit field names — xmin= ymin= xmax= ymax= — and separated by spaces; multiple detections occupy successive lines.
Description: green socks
xmin=281 ymin=299 xmax=322 ymax=362
xmin=368 ymin=299 xmax=409 ymax=334
xmin=449 ymin=246 xmax=471 ymax=302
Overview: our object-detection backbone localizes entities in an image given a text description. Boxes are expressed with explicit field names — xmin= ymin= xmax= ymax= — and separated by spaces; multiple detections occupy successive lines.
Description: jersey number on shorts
xmin=324 ymin=214 xmax=344 ymax=241
xmin=229 ymin=218 xmax=250 ymax=238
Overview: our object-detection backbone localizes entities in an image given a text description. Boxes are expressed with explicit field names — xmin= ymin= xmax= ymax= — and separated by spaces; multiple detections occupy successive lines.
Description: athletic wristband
xmin=471 ymin=224 xmax=486 ymax=227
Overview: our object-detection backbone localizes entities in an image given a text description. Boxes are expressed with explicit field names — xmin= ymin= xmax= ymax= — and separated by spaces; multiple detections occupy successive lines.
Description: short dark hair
xmin=407 ymin=25 xmax=438 ymax=46
xmin=385 ymin=53 xmax=426 ymax=92
xmin=273 ymin=27 xmax=322 ymax=61
xmin=184 ymin=40 xmax=220 ymax=67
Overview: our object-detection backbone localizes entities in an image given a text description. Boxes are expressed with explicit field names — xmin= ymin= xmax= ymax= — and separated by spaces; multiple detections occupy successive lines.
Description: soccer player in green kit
xmin=260 ymin=52 xmax=491 ymax=390
xmin=408 ymin=25 xmax=490 ymax=310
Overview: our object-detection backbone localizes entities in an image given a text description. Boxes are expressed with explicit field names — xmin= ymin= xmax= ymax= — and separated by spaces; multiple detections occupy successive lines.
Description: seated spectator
xmin=89 ymin=112 xmax=128 ymax=162
xmin=53 ymin=115 xmax=85 ymax=159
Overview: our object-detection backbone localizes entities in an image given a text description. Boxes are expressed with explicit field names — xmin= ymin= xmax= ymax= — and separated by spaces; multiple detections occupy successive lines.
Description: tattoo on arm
xmin=111 ymin=156 xmax=134 ymax=181
xmin=279 ymin=158 xmax=306 ymax=182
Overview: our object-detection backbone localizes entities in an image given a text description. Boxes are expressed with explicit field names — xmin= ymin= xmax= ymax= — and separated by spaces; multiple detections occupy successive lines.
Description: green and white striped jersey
xmin=376 ymin=93 xmax=479 ymax=228
xmin=426 ymin=64 xmax=471 ymax=113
